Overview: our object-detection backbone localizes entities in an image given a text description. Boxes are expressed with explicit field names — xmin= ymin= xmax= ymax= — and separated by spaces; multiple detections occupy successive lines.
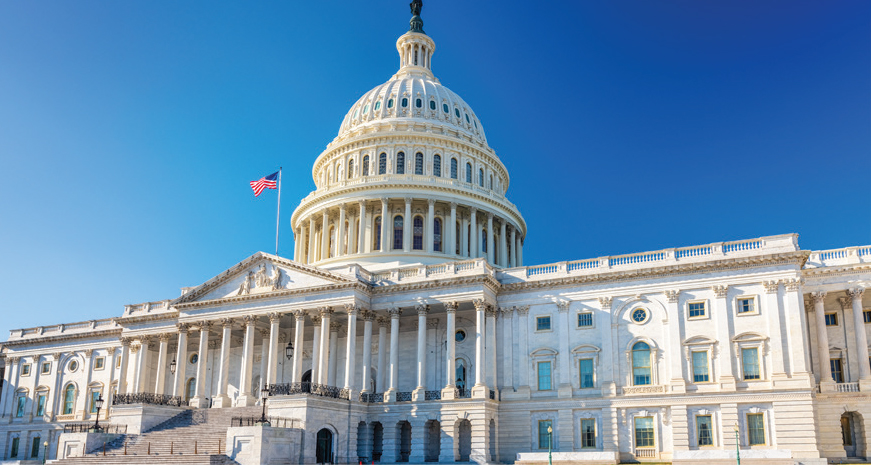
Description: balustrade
xmin=113 ymin=393 xmax=184 ymax=407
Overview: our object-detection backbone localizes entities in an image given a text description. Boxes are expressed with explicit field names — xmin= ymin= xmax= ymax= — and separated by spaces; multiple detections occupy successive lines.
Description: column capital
xmin=515 ymin=305 xmax=530 ymax=316
xmin=472 ymin=299 xmax=489 ymax=311
xmin=311 ymin=315 xmax=322 ymax=326
xmin=329 ymin=321 xmax=341 ymax=332
xmin=450 ymin=202 xmax=457 ymax=210
xmin=318 ymin=306 xmax=334 ymax=317
xmin=762 ymin=280 xmax=780 ymax=294
xmin=198 ymin=320 xmax=214 ymax=330
xmin=712 ymin=285 xmax=729 ymax=298
xmin=404 ymin=197 xmax=413 ymax=204
xmin=598 ymin=296 xmax=613 ymax=309
xmin=267 ymin=312 xmax=282 ymax=323
xmin=242 ymin=315 xmax=258 ymax=326
xmin=120 ymin=337 xmax=133 ymax=347
xmin=839 ymin=296 xmax=852 ymax=310
xmin=485 ymin=307 xmax=498 ymax=318
xmin=848 ymin=287 xmax=865 ymax=300
xmin=427 ymin=198 xmax=436 ymax=207
xmin=556 ymin=300 xmax=570 ymax=313
xmin=176 ymin=323 xmax=190 ymax=333
xmin=469 ymin=206 xmax=477 ymax=215
xmin=416 ymin=304 xmax=430 ymax=316
xmin=377 ymin=316 xmax=390 ymax=327
xmin=105 ymin=346 xmax=118 ymax=354
xmin=427 ymin=318 xmax=439 ymax=329
xmin=158 ymin=333 xmax=172 ymax=342
xmin=6 ymin=356 xmax=19 ymax=364
xmin=388 ymin=307 xmax=402 ymax=318
xmin=360 ymin=310 xmax=376 ymax=321
xmin=258 ymin=328 xmax=270 ymax=338
xmin=220 ymin=318 xmax=235 ymax=328
xmin=486 ymin=211 xmax=493 ymax=220
xmin=338 ymin=204 xmax=346 ymax=213
xmin=499 ymin=306 xmax=514 ymax=318
xmin=663 ymin=290 xmax=680 ymax=303
xmin=83 ymin=348 xmax=94 ymax=357
xmin=811 ymin=291 xmax=827 ymax=304
xmin=292 ymin=309 xmax=308 ymax=321
xmin=137 ymin=336 xmax=152 ymax=345
xmin=444 ymin=301 xmax=459 ymax=312
xmin=784 ymin=278 xmax=801 ymax=292
xmin=344 ymin=303 xmax=360 ymax=315
xmin=52 ymin=352 xmax=63 ymax=361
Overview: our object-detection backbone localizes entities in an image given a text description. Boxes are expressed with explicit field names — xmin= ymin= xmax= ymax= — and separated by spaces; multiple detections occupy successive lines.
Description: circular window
xmin=189 ymin=353 xmax=199 ymax=364
xmin=455 ymin=330 xmax=466 ymax=342
xmin=632 ymin=308 xmax=649 ymax=324
xmin=68 ymin=360 xmax=79 ymax=372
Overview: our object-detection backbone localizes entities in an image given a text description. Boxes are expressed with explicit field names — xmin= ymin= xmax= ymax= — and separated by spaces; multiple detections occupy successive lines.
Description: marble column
xmin=318 ymin=307 xmax=333 ymax=385
xmin=328 ymin=323 xmax=339 ymax=386
xmin=154 ymin=333 xmax=170 ymax=395
xmin=486 ymin=306 xmax=498 ymax=391
xmin=294 ymin=227 xmax=302 ymax=262
xmin=358 ymin=202 xmax=367 ymax=254
xmin=191 ymin=322 xmax=211 ymax=408
xmin=486 ymin=213 xmax=494 ymax=264
xmin=344 ymin=305 xmax=359 ymax=394
xmin=712 ymin=285 xmax=735 ymax=389
xmin=292 ymin=311 xmax=306 ymax=382
xmin=310 ymin=315 xmax=322 ymax=384
xmin=811 ymin=292 xmax=833 ymax=385
xmin=403 ymin=198 xmax=412 ymax=252
xmin=412 ymin=305 xmax=429 ymax=400
xmin=337 ymin=205 xmax=346 ymax=257
xmin=80 ymin=349 xmax=94 ymax=420
xmin=118 ymin=338 xmax=132 ymax=395
xmin=377 ymin=317 xmax=389 ymax=393
xmin=449 ymin=203 xmax=457 ymax=255
xmin=516 ymin=306 xmax=530 ymax=396
xmin=266 ymin=312 xmax=281 ymax=386
xmin=461 ymin=216 xmax=469 ymax=257
xmin=509 ymin=227 xmax=517 ymax=268
xmin=214 ymin=318 xmax=233 ymax=408
xmin=360 ymin=311 xmax=374 ymax=393
xmin=443 ymin=302 xmax=458 ymax=397
xmin=763 ymin=281 xmax=787 ymax=378
xmin=320 ymin=209 xmax=330 ymax=260
xmin=259 ymin=329 xmax=270 ymax=393
xmin=237 ymin=315 xmax=257 ymax=407
xmin=518 ymin=236 xmax=523 ymax=266
xmin=848 ymin=288 xmax=871 ymax=383
xmin=426 ymin=199 xmax=435 ymax=253
xmin=172 ymin=325 xmax=188 ymax=398
xmin=664 ymin=291 xmax=686 ymax=392
xmin=385 ymin=307 xmax=402 ymax=401
xmin=472 ymin=300 xmax=488 ymax=398
xmin=555 ymin=302 xmax=571 ymax=397
xmin=135 ymin=337 xmax=151 ymax=393
xmin=469 ymin=208 xmax=478 ymax=258
xmin=380 ymin=198 xmax=389 ymax=252
xmin=0 ymin=357 xmax=13 ymax=417
xmin=501 ymin=307 xmax=514 ymax=390
xmin=307 ymin=216 xmax=317 ymax=264
xmin=499 ymin=219 xmax=507 ymax=267
xmin=2 ymin=358 xmax=19 ymax=418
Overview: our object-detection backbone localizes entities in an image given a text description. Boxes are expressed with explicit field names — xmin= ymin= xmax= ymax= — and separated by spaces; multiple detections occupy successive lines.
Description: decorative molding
xmin=344 ymin=304 xmax=359 ymax=315
xmin=318 ymin=306 xmax=334 ymax=317
xmin=762 ymin=280 xmax=780 ymax=294
xmin=848 ymin=287 xmax=865 ymax=300
xmin=515 ymin=305 xmax=530 ymax=316
xmin=360 ymin=310 xmax=376 ymax=321
xmin=220 ymin=318 xmax=234 ymax=328
xmin=267 ymin=312 xmax=282 ymax=323
xmin=416 ymin=304 xmax=430 ymax=316
xmin=712 ymin=285 xmax=729 ymax=298
xmin=811 ymin=291 xmax=827 ymax=304
xmin=329 ymin=322 xmax=341 ymax=332
xmin=663 ymin=290 xmax=679 ymax=303
xmin=242 ymin=315 xmax=258 ymax=327
xmin=599 ymin=297 xmax=613 ymax=309
xmin=377 ymin=316 xmax=390 ymax=327
xmin=556 ymin=301 xmax=570 ymax=313
xmin=784 ymin=278 xmax=801 ymax=291
xmin=444 ymin=301 xmax=459 ymax=312
xmin=387 ymin=307 xmax=402 ymax=318
xmin=311 ymin=315 xmax=322 ymax=326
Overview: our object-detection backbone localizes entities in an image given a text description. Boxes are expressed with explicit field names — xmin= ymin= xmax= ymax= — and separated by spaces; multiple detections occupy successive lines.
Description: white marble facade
xmin=2 ymin=3 xmax=870 ymax=465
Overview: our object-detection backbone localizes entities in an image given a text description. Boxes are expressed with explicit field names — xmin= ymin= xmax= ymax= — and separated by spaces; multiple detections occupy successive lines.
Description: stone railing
xmin=123 ymin=300 xmax=172 ymax=316
xmin=621 ymin=385 xmax=665 ymax=395
xmin=836 ymin=382 xmax=860 ymax=393
xmin=367 ymin=258 xmax=492 ymax=286
xmin=9 ymin=317 xmax=120 ymax=341
xmin=230 ymin=416 xmax=299 ymax=429
xmin=113 ymin=393 xmax=185 ymax=407
xmin=805 ymin=246 xmax=871 ymax=269
xmin=267 ymin=382 xmax=342 ymax=399
xmin=63 ymin=423 xmax=127 ymax=434
xmin=635 ymin=449 xmax=657 ymax=459
xmin=396 ymin=392 xmax=413 ymax=402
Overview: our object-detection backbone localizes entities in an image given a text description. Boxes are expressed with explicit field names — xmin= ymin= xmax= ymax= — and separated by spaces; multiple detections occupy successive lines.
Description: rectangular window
xmin=831 ymin=359 xmax=844 ymax=383
xmin=16 ymin=396 xmax=26 ymax=418
xmin=538 ymin=420 xmax=552 ymax=450
xmin=537 ymin=361 xmax=552 ymax=391
xmin=742 ymin=348 xmax=760 ymax=380
xmin=697 ymin=415 xmax=713 ymax=446
xmin=747 ymin=413 xmax=765 ymax=445
xmin=825 ymin=313 xmax=838 ymax=326
xmin=692 ymin=351 xmax=710 ymax=383
xmin=21 ymin=364 xmax=31 ymax=376
xmin=737 ymin=297 xmax=756 ymax=314
xmin=536 ymin=316 xmax=551 ymax=331
xmin=90 ymin=390 xmax=101 ymax=414
xmin=579 ymin=359 xmax=595 ymax=388
xmin=36 ymin=394 xmax=46 ymax=417
xmin=31 ymin=437 xmax=40 ymax=458
xmin=864 ymin=310 xmax=871 ymax=324
xmin=577 ymin=313 xmax=593 ymax=328
xmin=94 ymin=357 xmax=105 ymax=370
xmin=634 ymin=417 xmax=655 ymax=448
xmin=10 ymin=437 xmax=19 ymax=458
xmin=581 ymin=419 xmax=596 ymax=448
xmin=116 ymin=356 xmax=122 ymax=368
xmin=688 ymin=301 xmax=706 ymax=318
xmin=41 ymin=362 xmax=51 ymax=374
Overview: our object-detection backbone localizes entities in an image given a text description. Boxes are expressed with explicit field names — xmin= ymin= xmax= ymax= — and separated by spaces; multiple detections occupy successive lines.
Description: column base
xmin=411 ymin=387 xmax=426 ymax=402
xmin=471 ymin=384 xmax=489 ymax=399
xmin=384 ymin=389 xmax=397 ymax=403
xmin=212 ymin=395 xmax=232 ymax=408
xmin=441 ymin=386 xmax=456 ymax=400
xmin=189 ymin=396 xmax=208 ymax=408
xmin=235 ymin=394 xmax=257 ymax=407
xmin=344 ymin=388 xmax=357 ymax=401
xmin=558 ymin=384 xmax=572 ymax=398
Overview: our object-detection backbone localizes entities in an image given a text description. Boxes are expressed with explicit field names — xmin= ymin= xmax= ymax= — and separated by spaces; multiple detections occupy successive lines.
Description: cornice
xmin=175 ymin=281 xmax=371 ymax=310
xmin=3 ymin=328 xmax=123 ymax=348
xmin=801 ymin=263 xmax=871 ymax=280
xmin=115 ymin=311 xmax=180 ymax=326
xmin=371 ymin=273 xmax=501 ymax=295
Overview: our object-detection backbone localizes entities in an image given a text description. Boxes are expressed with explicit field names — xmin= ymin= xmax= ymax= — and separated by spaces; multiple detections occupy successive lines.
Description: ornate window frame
xmin=41 ymin=362 xmax=51 ymax=374
xmin=738 ymin=406 xmax=771 ymax=448
xmin=529 ymin=412 xmax=558 ymax=451
xmin=572 ymin=345 xmax=600 ymax=389
xmin=573 ymin=410 xmax=602 ymax=450
xmin=686 ymin=299 xmax=708 ymax=320
xmin=625 ymin=338 xmax=660 ymax=389
xmin=733 ymin=333 xmax=768 ymax=382
xmin=94 ymin=356 xmax=106 ymax=371
xmin=34 ymin=386 xmax=49 ymax=417
xmin=576 ymin=311 xmax=595 ymax=329
xmin=688 ymin=407 xmax=719 ymax=449
xmin=629 ymin=409 xmax=661 ymax=453
xmin=735 ymin=295 xmax=759 ymax=316
xmin=15 ymin=388 xmax=28 ymax=418
xmin=683 ymin=336 xmax=716 ymax=384
xmin=20 ymin=363 xmax=31 ymax=377
xmin=530 ymin=348 xmax=558 ymax=392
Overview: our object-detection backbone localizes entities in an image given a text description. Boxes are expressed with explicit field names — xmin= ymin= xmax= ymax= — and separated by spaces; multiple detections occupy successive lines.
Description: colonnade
xmin=809 ymin=287 xmax=871 ymax=386
xmin=293 ymin=199 xmax=523 ymax=268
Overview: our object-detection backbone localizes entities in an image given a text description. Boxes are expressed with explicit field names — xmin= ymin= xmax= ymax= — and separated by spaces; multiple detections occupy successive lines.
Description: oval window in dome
xmin=363 ymin=104 xmax=369 ymax=114
xmin=454 ymin=108 xmax=460 ymax=118
xmin=474 ymin=120 xmax=478 ymax=129
xmin=374 ymin=101 xmax=381 ymax=111
xmin=388 ymin=98 xmax=394 ymax=109
xmin=429 ymin=100 xmax=436 ymax=110
xmin=401 ymin=98 xmax=408 ymax=108
xmin=353 ymin=108 xmax=359 ymax=119
xmin=443 ymin=103 xmax=449 ymax=113
xmin=416 ymin=98 xmax=422 ymax=108
xmin=465 ymin=113 xmax=470 ymax=124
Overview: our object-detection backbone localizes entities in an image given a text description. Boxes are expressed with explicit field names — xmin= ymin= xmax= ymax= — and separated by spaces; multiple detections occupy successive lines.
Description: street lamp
xmin=285 ymin=341 xmax=294 ymax=360
xmin=734 ymin=422 xmax=740 ymax=465
xmin=257 ymin=385 xmax=271 ymax=426
xmin=91 ymin=395 xmax=105 ymax=432
xmin=169 ymin=359 xmax=177 ymax=375
xmin=42 ymin=441 xmax=48 ymax=465
xmin=547 ymin=425 xmax=553 ymax=465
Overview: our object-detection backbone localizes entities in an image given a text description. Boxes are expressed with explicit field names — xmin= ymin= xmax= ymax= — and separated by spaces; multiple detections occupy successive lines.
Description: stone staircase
xmin=54 ymin=405 xmax=263 ymax=465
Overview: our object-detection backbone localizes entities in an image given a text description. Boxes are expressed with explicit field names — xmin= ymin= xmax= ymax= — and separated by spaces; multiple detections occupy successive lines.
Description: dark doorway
xmin=373 ymin=422 xmax=384 ymax=462
xmin=398 ymin=421 xmax=412 ymax=462
xmin=457 ymin=419 xmax=472 ymax=462
xmin=316 ymin=428 xmax=333 ymax=464
xmin=302 ymin=369 xmax=312 ymax=383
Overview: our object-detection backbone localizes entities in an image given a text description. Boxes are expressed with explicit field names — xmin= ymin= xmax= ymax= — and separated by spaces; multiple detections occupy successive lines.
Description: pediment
xmin=175 ymin=252 xmax=356 ymax=304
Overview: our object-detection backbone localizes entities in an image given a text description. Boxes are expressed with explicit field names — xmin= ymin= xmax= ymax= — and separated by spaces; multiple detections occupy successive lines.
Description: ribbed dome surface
xmin=338 ymin=75 xmax=488 ymax=145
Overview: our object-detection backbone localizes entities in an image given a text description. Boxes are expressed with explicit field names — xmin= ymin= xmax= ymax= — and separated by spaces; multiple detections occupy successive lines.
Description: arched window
xmin=388 ymin=98 xmax=395 ymax=109
xmin=328 ymin=226 xmax=336 ymax=258
xmin=413 ymin=216 xmax=424 ymax=250
xmin=362 ymin=155 xmax=370 ymax=176
xmin=479 ymin=169 xmax=484 ymax=187
xmin=456 ymin=358 xmax=466 ymax=391
xmin=433 ymin=155 xmax=442 ymax=177
xmin=348 ymin=159 xmax=354 ymax=178
xmin=378 ymin=153 xmax=387 ymax=175
xmin=401 ymin=97 xmax=408 ymax=108
xmin=416 ymin=98 xmax=422 ymax=108
xmin=433 ymin=218 xmax=442 ymax=252
xmin=374 ymin=101 xmax=381 ymax=111
xmin=396 ymin=152 xmax=405 ymax=174
xmin=443 ymin=103 xmax=449 ymax=113
xmin=393 ymin=215 xmax=404 ymax=250
xmin=185 ymin=378 xmax=196 ymax=402
xmin=429 ymin=100 xmax=436 ymax=110
xmin=632 ymin=342 xmax=651 ymax=386
xmin=415 ymin=152 xmax=424 ymax=175
xmin=465 ymin=163 xmax=472 ymax=183
xmin=335 ymin=164 xmax=341 ymax=181
xmin=374 ymin=216 xmax=382 ymax=251
xmin=63 ymin=384 xmax=76 ymax=415
xmin=451 ymin=158 xmax=458 ymax=179
xmin=482 ymin=229 xmax=487 ymax=253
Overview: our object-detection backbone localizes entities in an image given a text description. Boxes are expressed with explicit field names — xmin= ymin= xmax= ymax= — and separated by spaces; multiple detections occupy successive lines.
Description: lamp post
xmin=547 ymin=425 xmax=553 ymax=465
xmin=169 ymin=359 xmax=177 ymax=375
xmin=734 ymin=422 xmax=740 ymax=465
xmin=285 ymin=341 xmax=294 ymax=360
xmin=257 ymin=385 xmax=271 ymax=426
xmin=42 ymin=441 xmax=48 ymax=465
xmin=91 ymin=395 xmax=105 ymax=432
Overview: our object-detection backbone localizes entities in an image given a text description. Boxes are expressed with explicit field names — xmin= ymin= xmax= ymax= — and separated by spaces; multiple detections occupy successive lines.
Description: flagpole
xmin=275 ymin=167 xmax=282 ymax=256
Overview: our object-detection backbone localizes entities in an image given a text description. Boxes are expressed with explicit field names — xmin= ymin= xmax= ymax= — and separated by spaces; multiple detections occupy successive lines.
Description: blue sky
xmin=1 ymin=1 xmax=869 ymax=338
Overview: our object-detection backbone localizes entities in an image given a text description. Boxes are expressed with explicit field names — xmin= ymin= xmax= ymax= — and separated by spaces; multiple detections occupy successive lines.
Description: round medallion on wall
xmin=631 ymin=308 xmax=650 ymax=324
xmin=189 ymin=353 xmax=198 ymax=364
xmin=68 ymin=360 xmax=79 ymax=372
xmin=455 ymin=330 xmax=466 ymax=342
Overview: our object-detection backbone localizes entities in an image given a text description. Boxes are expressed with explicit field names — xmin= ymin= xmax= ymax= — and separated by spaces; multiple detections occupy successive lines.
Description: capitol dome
xmin=290 ymin=3 xmax=526 ymax=270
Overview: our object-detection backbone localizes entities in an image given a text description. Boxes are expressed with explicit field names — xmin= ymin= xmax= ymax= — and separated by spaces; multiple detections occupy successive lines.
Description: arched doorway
xmin=841 ymin=412 xmax=866 ymax=457
xmin=457 ymin=419 xmax=472 ymax=462
xmin=357 ymin=421 xmax=369 ymax=462
xmin=302 ymin=369 xmax=312 ymax=383
xmin=425 ymin=420 xmax=440 ymax=462
xmin=184 ymin=378 xmax=196 ymax=402
xmin=397 ymin=421 xmax=412 ymax=462
xmin=372 ymin=422 xmax=384 ymax=462
xmin=316 ymin=428 xmax=333 ymax=464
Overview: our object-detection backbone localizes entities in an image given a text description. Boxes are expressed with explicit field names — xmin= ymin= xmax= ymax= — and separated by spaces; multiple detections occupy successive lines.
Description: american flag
xmin=250 ymin=171 xmax=279 ymax=197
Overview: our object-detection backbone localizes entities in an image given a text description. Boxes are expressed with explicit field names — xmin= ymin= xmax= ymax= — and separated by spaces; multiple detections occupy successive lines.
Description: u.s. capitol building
xmin=1 ymin=3 xmax=869 ymax=465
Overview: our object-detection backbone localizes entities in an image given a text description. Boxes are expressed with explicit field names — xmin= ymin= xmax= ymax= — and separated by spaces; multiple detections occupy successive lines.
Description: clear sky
xmin=1 ymin=1 xmax=869 ymax=339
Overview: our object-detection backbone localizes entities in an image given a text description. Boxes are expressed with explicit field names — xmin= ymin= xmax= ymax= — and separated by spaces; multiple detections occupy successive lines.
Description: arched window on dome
xmin=429 ymin=100 xmax=436 ymax=110
xmin=374 ymin=101 xmax=381 ymax=112
xmin=396 ymin=152 xmax=405 ymax=175
xmin=393 ymin=215 xmax=404 ymax=250
xmin=379 ymin=153 xmax=387 ymax=175
xmin=465 ymin=163 xmax=472 ymax=183
xmin=335 ymin=164 xmax=341 ymax=182
xmin=632 ymin=342 xmax=652 ymax=386
xmin=433 ymin=218 xmax=442 ymax=252
xmin=414 ymin=49 xmax=418 ymax=66
xmin=415 ymin=152 xmax=424 ymax=175
xmin=401 ymin=98 xmax=408 ymax=108
xmin=348 ymin=159 xmax=354 ymax=179
xmin=443 ymin=103 xmax=449 ymax=113
xmin=433 ymin=155 xmax=442 ymax=177
xmin=451 ymin=158 xmax=458 ymax=179
xmin=455 ymin=108 xmax=460 ymax=119
xmin=388 ymin=98 xmax=395 ymax=109
xmin=362 ymin=155 xmax=370 ymax=176
xmin=479 ymin=168 xmax=484 ymax=187
xmin=373 ymin=216 xmax=382 ymax=251
xmin=413 ymin=216 xmax=424 ymax=250
xmin=415 ymin=98 xmax=422 ymax=108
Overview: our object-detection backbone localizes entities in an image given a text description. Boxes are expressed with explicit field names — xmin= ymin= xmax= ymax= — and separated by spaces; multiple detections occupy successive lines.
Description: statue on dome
xmin=410 ymin=0 xmax=422 ymax=16
xmin=409 ymin=0 xmax=424 ymax=33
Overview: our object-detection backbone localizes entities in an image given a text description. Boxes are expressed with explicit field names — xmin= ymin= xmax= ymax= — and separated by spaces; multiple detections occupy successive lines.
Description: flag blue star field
xmin=250 ymin=171 xmax=279 ymax=197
